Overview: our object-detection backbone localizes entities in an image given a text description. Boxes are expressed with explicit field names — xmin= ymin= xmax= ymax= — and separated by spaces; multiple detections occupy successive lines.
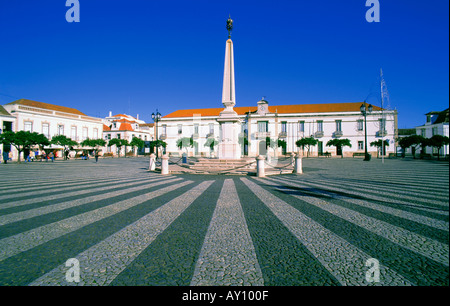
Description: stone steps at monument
xmin=188 ymin=159 xmax=256 ymax=171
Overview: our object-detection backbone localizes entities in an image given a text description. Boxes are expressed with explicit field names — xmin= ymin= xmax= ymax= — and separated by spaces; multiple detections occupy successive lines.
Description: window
xmin=57 ymin=125 xmax=64 ymax=135
xmin=93 ymin=128 xmax=98 ymax=139
xmin=42 ymin=123 xmax=50 ymax=139
xmin=421 ymin=129 xmax=426 ymax=137
xmin=258 ymin=121 xmax=268 ymax=133
xmin=335 ymin=120 xmax=342 ymax=132
xmin=162 ymin=124 xmax=167 ymax=135
xmin=358 ymin=141 xmax=364 ymax=150
xmin=357 ymin=120 xmax=363 ymax=131
xmin=194 ymin=123 xmax=199 ymax=134
xmin=209 ymin=123 xmax=214 ymax=134
xmin=117 ymin=133 xmax=121 ymax=139
xmin=24 ymin=121 xmax=33 ymax=132
xmin=317 ymin=121 xmax=323 ymax=132
xmin=298 ymin=121 xmax=305 ymax=132
xmin=379 ymin=118 xmax=386 ymax=132
xmin=432 ymin=127 xmax=438 ymax=136
xmin=178 ymin=124 xmax=183 ymax=134
xmin=82 ymin=127 xmax=88 ymax=141
xmin=281 ymin=122 xmax=287 ymax=133
xmin=71 ymin=126 xmax=77 ymax=140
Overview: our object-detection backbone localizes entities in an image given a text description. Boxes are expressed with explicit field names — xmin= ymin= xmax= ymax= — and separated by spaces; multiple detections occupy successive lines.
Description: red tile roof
xmin=118 ymin=122 xmax=134 ymax=131
xmin=103 ymin=124 xmax=111 ymax=131
xmin=6 ymin=99 xmax=86 ymax=116
xmin=163 ymin=102 xmax=383 ymax=118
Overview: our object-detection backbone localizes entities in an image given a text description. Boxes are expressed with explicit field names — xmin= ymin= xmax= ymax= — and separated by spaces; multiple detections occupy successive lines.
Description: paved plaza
xmin=0 ymin=156 xmax=448 ymax=287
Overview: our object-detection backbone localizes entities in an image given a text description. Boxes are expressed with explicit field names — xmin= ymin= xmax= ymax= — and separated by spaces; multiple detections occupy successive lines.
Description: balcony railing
xmin=278 ymin=131 xmax=287 ymax=138
xmin=159 ymin=134 xmax=167 ymax=140
xmin=255 ymin=132 xmax=271 ymax=139
xmin=314 ymin=131 xmax=324 ymax=138
xmin=377 ymin=130 xmax=388 ymax=137
xmin=333 ymin=131 xmax=343 ymax=138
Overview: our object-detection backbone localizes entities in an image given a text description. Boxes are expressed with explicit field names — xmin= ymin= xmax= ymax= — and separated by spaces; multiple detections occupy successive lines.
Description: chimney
xmin=109 ymin=111 xmax=112 ymax=117
xmin=136 ymin=114 xmax=139 ymax=120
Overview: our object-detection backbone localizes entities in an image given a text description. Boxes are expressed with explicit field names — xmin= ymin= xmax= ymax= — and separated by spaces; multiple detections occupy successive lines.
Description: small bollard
xmin=161 ymin=154 xmax=170 ymax=175
xmin=294 ymin=154 xmax=303 ymax=174
xmin=256 ymin=155 xmax=265 ymax=177
xmin=149 ymin=153 xmax=156 ymax=171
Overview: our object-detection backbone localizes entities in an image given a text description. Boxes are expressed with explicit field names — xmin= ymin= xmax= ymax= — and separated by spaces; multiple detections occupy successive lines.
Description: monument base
xmin=217 ymin=118 xmax=241 ymax=160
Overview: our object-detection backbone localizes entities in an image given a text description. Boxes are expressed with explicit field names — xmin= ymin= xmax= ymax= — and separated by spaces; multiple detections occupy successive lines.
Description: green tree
xmin=81 ymin=138 xmax=106 ymax=156
xmin=295 ymin=136 xmax=318 ymax=157
xmin=327 ymin=138 xmax=352 ymax=158
xmin=0 ymin=131 xmax=49 ymax=163
xmin=204 ymin=138 xmax=219 ymax=153
xmin=130 ymin=137 xmax=145 ymax=156
xmin=370 ymin=139 xmax=390 ymax=158
xmin=108 ymin=138 xmax=124 ymax=157
xmin=51 ymin=135 xmax=78 ymax=160
xmin=429 ymin=135 xmax=449 ymax=160
xmin=177 ymin=137 xmax=196 ymax=154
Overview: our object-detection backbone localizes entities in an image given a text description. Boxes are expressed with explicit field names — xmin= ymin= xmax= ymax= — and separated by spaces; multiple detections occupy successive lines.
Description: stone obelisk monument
xmin=217 ymin=16 xmax=241 ymax=159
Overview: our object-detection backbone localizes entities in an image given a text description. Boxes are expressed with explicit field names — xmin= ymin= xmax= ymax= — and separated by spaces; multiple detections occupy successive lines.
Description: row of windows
xmin=162 ymin=119 xmax=387 ymax=137
xmin=23 ymin=121 xmax=98 ymax=140
xmin=104 ymin=133 xmax=148 ymax=141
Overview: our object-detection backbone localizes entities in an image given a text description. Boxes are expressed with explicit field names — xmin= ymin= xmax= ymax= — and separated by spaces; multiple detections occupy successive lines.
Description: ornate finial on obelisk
xmin=226 ymin=15 xmax=233 ymax=39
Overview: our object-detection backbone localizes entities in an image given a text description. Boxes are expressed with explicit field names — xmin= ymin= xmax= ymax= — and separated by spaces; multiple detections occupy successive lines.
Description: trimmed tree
xmin=370 ymin=139 xmax=390 ymax=158
xmin=51 ymin=135 xmax=78 ymax=160
xmin=429 ymin=135 xmax=449 ymax=160
xmin=130 ymin=137 xmax=145 ymax=156
xmin=326 ymin=138 xmax=352 ymax=158
xmin=296 ymin=136 xmax=318 ymax=157
xmin=0 ymin=131 xmax=50 ymax=163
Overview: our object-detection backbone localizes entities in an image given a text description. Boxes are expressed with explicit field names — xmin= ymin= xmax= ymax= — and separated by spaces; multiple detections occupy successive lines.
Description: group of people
xmin=1 ymin=149 xmax=100 ymax=163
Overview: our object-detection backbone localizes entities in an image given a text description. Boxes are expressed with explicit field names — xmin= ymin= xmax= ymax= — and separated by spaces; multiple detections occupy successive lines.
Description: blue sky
xmin=0 ymin=0 xmax=448 ymax=128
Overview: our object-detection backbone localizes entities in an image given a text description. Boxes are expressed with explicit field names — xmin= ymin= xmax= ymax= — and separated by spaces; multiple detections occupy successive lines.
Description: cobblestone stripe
xmin=278 ymin=177 xmax=449 ymax=231
xmin=190 ymin=179 xmax=264 ymax=286
xmin=29 ymin=180 xmax=214 ymax=286
xmin=0 ymin=175 xmax=171 ymax=210
xmin=0 ymin=176 xmax=177 ymax=226
xmin=263 ymin=177 xmax=449 ymax=266
xmin=303 ymin=177 xmax=449 ymax=210
xmin=241 ymin=177 xmax=413 ymax=286
xmin=0 ymin=179 xmax=192 ymax=262
xmin=307 ymin=177 xmax=449 ymax=206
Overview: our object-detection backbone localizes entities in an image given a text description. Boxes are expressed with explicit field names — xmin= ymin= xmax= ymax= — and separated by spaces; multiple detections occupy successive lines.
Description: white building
xmin=0 ymin=105 xmax=16 ymax=157
xmin=415 ymin=108 xmax=449 ymax=156
xmin=159 ymin=98 xmax=398 ymax=158
xmin=2 ymin=99 xmax=104 ymax=160
xmin=102 ymin=112 xmax=154 ymax=156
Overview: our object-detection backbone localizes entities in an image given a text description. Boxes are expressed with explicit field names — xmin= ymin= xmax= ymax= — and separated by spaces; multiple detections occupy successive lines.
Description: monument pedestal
xmin=217 ymin=117 xmax=241 ymax=160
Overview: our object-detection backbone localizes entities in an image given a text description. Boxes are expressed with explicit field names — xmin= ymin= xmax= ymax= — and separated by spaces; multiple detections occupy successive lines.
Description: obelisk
xmin=217 ymin=16 xmax=241 ymax=159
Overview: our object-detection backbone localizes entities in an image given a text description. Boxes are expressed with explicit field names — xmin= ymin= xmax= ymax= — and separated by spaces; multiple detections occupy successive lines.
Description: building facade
xmin=159 ymin=99 xmax=398 ymax=158
xmin=415 ymin=108 xmax=449 ymax=156
xmin=102 ymin=113 xmax=154 ymax=156
xmin=2 ymin=99 xmax=104 ymax=160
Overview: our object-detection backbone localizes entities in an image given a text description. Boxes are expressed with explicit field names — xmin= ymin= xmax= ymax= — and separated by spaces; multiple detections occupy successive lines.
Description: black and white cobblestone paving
xmin=0 ymin=157 xmax=448 ymax=286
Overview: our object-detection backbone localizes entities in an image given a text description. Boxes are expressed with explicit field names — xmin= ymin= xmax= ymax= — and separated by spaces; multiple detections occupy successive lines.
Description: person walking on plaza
xmin=2 ymin=150 xmax=8 ymax=164
xmin=49 ymin=151 xmax=54 ymax=162
xmin=95 ymin=150 xmax=99 ymax=163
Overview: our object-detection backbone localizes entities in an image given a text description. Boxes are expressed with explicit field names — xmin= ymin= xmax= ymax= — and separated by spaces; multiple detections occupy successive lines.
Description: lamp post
xmin=151 ymin=110 xmax=161 ymax=158
xmin=360 ymin=101 xmax=373 ymax=161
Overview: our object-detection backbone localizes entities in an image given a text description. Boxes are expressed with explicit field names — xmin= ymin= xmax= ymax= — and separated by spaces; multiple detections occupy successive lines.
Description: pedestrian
xmin=49 ymin=151 xmax=54 ymax=162
xmin=95 ymin=150 xmax=99 ymax=163
xmin=2 ymin=151 xmax=8 ymax=164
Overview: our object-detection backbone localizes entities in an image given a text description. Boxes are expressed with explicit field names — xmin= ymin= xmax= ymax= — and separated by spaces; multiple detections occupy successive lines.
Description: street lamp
xmin=151 ymin=110 xmax=162 ymax=158
xmin=360 ymin=101 xmax=373 ymax=161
